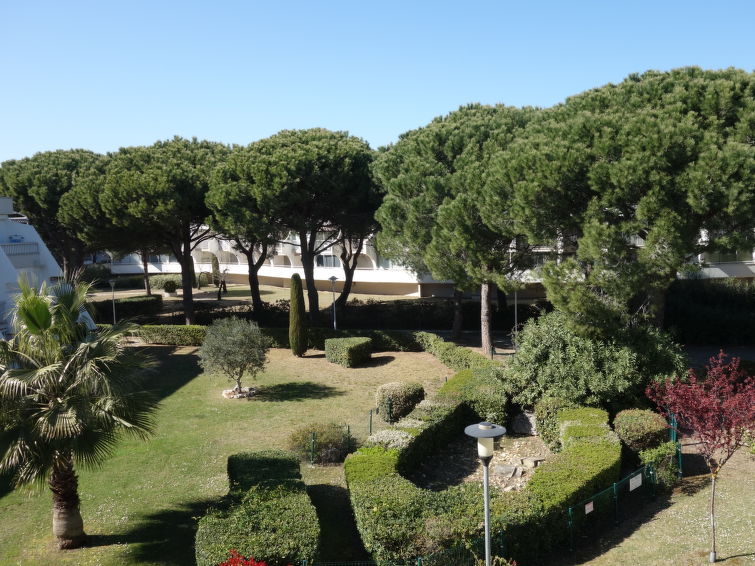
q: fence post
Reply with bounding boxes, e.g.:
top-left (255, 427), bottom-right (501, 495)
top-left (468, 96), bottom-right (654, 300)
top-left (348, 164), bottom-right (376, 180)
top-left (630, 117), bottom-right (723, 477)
top-left (417, 557), bottom-right (422, 566)
top-left (649, 463), bottom-right (657, 499)
top-left (676, 440), bottom-right (683, 478)
top-left (568, 506), bottom-right (575, 552)
top-left (612, 482), bottom-right (619, 525)
top-left (369, 409), bottom-right (373, 435)
top-left (310, 431), bottom-right (316, 465)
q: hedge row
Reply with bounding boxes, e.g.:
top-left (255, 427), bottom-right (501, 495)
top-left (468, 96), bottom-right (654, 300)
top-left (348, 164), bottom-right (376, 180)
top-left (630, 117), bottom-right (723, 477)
top-left (414, 331), bottom-right (498, 371)
top-left (195, 450), bottom-right (319, 566)
top-left (436, 368), bottom-right (508, 423)
top-left (344, 375), bottom-right (621, 564)
top-left (89, 295), bottom-right (163, 323)
top-left (325, 337), bottom-right (373, 367)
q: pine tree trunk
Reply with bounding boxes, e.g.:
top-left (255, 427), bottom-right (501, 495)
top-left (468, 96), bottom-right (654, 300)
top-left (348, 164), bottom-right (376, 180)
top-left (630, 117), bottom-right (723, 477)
top-left (177, 238), bottom-right (195, 325)
top-left (481, 281), bottom-right (494, 358)
top-left (141, 250), bottom-right (152, 296)
top-left (709, 473), bottom-right (717, 563)
top-left (451, 289), bottom-right (464, 339)
top-left (335, 243), bottom-right (359, 309)
top-left (299, 233), bottom-right (319, 322)
top-left (242, 246), bottom-right (267, 315)
top-left (50, 453), bottom-right (86, 549)
top-left (648, 284), bottom-right (669, 328)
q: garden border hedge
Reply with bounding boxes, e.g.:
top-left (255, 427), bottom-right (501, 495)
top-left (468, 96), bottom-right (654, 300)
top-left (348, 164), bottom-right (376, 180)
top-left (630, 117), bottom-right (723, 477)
top-left (194, 450), bottom-right (319, 566)
top-left (344, 379), bottom-right (621, 564)
top-left (325, 337), bottom-right (373, 367)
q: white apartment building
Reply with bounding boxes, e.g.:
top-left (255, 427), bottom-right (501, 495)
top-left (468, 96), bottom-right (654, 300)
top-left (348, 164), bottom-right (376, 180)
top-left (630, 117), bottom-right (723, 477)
top-left (0, 197), bottom-right (62, 337)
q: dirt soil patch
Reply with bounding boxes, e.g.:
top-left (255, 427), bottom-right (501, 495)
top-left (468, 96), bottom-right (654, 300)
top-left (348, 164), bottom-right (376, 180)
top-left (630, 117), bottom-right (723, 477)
top-left (410, 433), bottom-right (552, 492)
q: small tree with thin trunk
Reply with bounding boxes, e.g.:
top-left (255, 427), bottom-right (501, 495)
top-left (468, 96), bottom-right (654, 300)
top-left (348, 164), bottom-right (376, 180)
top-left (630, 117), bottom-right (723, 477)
top-left (647, 351), bottom-right (755, 563)
top-left (199, 317), bottom-right (271, 395)
top-left (289, 274), bottom-right (307, 357)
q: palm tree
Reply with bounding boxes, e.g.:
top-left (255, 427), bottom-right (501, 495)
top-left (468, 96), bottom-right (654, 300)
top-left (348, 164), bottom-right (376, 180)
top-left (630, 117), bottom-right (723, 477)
top-left (0, 278), bottom-right (158, 549)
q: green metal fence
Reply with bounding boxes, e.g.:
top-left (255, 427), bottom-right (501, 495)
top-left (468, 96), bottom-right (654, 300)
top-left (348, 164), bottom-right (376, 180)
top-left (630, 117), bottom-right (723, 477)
top-left (567, 464), bottom-right (656, 551)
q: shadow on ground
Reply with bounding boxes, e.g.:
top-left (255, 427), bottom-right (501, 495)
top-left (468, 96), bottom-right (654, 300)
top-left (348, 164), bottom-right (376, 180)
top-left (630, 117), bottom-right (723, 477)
top-left (86, 498), bottom-right (215, 566)
top-left (257, 381), bottom-right (344, 402)
top-left (360, 355), bottom-right (395, 368)
top-left (143, 345), bottom-right (204, 403)
top-left (307, 484), bottom-right (370, 561)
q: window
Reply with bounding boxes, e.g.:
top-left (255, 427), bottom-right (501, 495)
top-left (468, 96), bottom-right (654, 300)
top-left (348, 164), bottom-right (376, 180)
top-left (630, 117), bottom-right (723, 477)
top-left (316, 255), bottom-right (341, 268)
top-left (376, 255), bottom-right (393, 269)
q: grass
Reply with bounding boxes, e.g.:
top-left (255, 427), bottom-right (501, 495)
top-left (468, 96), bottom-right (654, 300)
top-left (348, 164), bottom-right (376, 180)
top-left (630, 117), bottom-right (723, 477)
top-left (547, 448), bottom-right (755, 566)
top-left (0, 346), bottom-right (453, 566)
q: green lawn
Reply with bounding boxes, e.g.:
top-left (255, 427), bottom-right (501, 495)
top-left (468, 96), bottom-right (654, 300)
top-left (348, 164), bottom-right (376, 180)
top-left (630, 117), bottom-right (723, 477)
top-left (548, 448), bottom-right (755, 566)
top-left (0, 346), bottom-right (453, 566)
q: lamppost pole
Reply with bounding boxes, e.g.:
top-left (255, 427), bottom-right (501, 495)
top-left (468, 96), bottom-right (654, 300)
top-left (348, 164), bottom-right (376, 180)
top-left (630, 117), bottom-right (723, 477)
top-left (328, 276), bottom-right (338, 330)
top-left (465, 422), bottom-right (506, 566)
top-left (108, 278), bottom-right (117, 325)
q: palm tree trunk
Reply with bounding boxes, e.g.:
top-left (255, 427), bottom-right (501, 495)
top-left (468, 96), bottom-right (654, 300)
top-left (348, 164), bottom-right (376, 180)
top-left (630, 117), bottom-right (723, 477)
top-left (50, 453), bottom-right (86, 549)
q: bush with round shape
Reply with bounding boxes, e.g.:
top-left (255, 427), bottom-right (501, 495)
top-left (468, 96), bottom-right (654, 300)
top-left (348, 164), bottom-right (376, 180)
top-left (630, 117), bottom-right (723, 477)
top-left (376, 382), bottom-right (425, 423)
top-left (162, 280), bottom-right (178, 293)
top-left (286, 422), bottom-right (356, 464)
top-left (614, 409), bottom-right (668, 453)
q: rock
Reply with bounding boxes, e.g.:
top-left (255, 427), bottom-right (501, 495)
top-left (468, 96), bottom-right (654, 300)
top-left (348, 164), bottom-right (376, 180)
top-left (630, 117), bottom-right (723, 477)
top-left (511, 411), bottom-right (537, 435)
top-left (513, 466), bottom-right (523, 478)
top-left (222, 387), bottom-right (257, 399)
top-left (494, 465), bottom-right (517, 478)
top-left (521, 457), bottom-right (545, 469)
top-left (503, 486), bottom-right (516, 492)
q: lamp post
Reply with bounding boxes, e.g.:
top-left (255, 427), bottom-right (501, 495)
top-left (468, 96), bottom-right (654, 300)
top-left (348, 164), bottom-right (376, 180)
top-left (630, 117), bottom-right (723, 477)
top-left (108, 278), bottom-right (117, 324)
top-left (328, 275), bottom-right (338, 330)
top-left (465, 421), bottom-right (507, 566)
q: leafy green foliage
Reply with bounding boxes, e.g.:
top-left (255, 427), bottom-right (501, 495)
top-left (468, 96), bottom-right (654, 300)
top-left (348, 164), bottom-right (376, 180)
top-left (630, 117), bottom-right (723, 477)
top-left (286, 422), bottom-right (356, 464)
top-left (414, 331), bottom-right (497, 371)
top-left (486, 68), bottom-right (755, 333)
top-left (195, 450), bottom-right (319, 566)
top-left (137, 324), bottom-right (207, 345)
top-left (324, 337), bottom-right (372, 367)
top-left (375, 382), bottom-right (424, 423)
top-left (198, 317), bottom-right (271, 391)
top-left (437, 368), bottom-right (507, 423)
top-left (534, 397), bottom-right (577, 451)
top-left (288, 274), bottom-right (307, 357)
top-left (640, 442), bottom-right (679, 489)
top-left (89, 294), bottom-right (163, 322)
top-left (162, 280), bottom-right (178, 293)
top-left (614, 409), bottom-right (668, 454)
top-left (503, 311), bottom-right (683, 407)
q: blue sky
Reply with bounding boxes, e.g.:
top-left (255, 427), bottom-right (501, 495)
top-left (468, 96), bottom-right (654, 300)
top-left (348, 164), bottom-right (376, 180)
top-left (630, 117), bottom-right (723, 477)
top-left (1, 0), bottom-right (752, 162)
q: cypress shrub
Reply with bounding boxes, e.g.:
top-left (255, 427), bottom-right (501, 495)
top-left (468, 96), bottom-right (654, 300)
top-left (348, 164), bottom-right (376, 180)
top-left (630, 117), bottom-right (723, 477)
top-left (211, 254), bottom-right (221, 286)
top-left (289, 274), bottom-right (307, 357)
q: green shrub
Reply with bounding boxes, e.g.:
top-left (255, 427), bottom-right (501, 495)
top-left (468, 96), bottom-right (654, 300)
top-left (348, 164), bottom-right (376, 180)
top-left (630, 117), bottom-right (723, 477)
top-left (614, 409), bottom-right (668, 454)
top-left (150, 274), bottom-right (182, 290)
top-left (195, 450), bottom-right (318, 566)
top-left (289, 274), bottom-right (307, 357)
top-left (534, 397), bottom-right (576, 451)
top-left (376, 382), bottom-right (424, 423)
top-left (138, 324), bottom-right (207, 345)
top-left (414, 332), bottom-right (497, 371)
top-left (344, 446), bottom-right (401, 484)
top-left (437, 368), bottom-right (507, 423)
top-left (89, 294), bottom-right (163, 322)
top-left (287, 422), bottom-right (356, 464)
top-left (162, 279), bottom-right (178, 293)
top-left (363, 429), bottom-right (414, 451)
top-left (308, 328), bottom-right (420, 351)
top-left (640, 441), bottom-right (679, 489)
top-left (80, 264), bottom-right (111, 284)
top-left (325, 337), bottom-right (372, 367)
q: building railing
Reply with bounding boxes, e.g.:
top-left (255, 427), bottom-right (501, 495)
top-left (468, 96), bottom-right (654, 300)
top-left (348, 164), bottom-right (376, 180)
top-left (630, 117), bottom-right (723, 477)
top-left (0, 242), bottom-right (39, 256)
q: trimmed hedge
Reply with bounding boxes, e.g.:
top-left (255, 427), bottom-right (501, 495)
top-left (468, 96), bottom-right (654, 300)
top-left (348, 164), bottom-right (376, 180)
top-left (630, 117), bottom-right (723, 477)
top-left (90, 294), bottom-right (163, 322)
top-left (534, 397), bottom-right (577, 452)
top-left (640, 441), bottom-right (679, 489)
top-left (137, 325), bottom-right (207, 345)
top-left (195, 450), bottom-right (319, 566)
top-left (613, 409), bottom-right (668, 454)
top-left (414, 332), bottom-right (497, 371)
top-left (375, 382), bottom-right (425, 423)
top-left (325, 337), bottom-right (372, 367)
top-left (437, 367), bottom-right (508, 423)
top-left (345, 372), bottom-right (621, 564)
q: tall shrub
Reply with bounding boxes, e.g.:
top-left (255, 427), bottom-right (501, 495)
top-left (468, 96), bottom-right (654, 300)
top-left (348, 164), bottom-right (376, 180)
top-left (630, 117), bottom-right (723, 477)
top-left (289, 274), bottom-right (307, 357)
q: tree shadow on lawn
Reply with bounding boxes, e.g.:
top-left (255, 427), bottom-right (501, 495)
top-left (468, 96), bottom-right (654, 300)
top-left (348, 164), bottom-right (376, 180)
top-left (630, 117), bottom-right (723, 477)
top-left (86, 497), bottom-right (216, 566)
top-left (141, 345), bottom-right (203, 403)
top-left (257, 381), bottom-right (344, 402)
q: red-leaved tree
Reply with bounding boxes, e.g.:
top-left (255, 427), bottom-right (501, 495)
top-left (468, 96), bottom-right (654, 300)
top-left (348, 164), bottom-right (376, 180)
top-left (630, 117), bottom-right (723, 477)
top-left (647, 351), bottom-right (755, 563)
